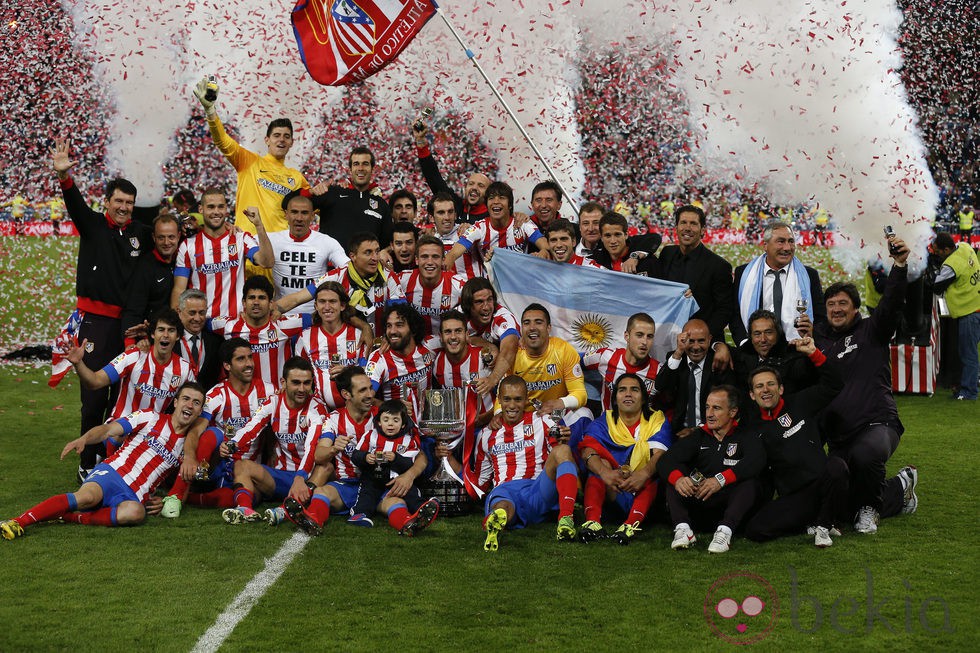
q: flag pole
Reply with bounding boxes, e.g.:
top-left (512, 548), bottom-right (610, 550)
top-left (435, 8), bottom-right (579, 213)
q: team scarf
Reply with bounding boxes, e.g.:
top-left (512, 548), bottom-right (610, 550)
top-left (737, 253), bottom-right (813, 339)
top-left (346, 262), bottom-right (387, 311)
top-left (605, 410), bottom-right (667, 471)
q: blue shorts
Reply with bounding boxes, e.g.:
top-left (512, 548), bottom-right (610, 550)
top-left (485, 474), bottom-right (558, 529)
top-left (327, 479), bottom-right (360, 512)
top-left (84, 463), bottom-right (139, 508)
top-left (262, 466), bottom-right (304, 499)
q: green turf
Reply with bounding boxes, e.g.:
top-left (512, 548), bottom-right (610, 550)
top-left (0, 368), bottom-right (977, 652)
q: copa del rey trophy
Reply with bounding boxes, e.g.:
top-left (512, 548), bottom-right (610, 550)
top-left (418, 388), bottom-right (466, 483)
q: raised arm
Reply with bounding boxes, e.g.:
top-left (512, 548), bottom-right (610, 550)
top-left (243, 206), bottom-right (275, 268)
top-left (67, 340), bottom-right (111, 390)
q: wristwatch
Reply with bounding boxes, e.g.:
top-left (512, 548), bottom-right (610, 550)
top-left (628, 251), bottom-right (646, 260)
top-left (714, 472), bottom-right (727, 487)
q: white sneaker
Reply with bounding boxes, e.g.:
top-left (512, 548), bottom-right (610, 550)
top-left (899, 466), bottom-right (918, 514)
top-left (814, 526), bottom-right (833, 548)
top-left (854, 506), bottom-right (879, 534)
top-left (807, 525), bottom-right (842, 537)
top-left (160, 495), bottom-right (182, 519)
top-left (707, 527), bottom-right (732, 554)
top-left (670, 524), bottom-right (697, 550)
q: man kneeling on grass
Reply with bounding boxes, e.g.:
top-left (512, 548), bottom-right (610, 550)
top-left (2, 383), bottom-right (206, 539)
top-left (476, 375), bottom-right (579, 552)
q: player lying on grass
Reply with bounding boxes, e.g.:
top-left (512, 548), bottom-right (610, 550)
top-left (2, 383), bottom-right (206, 539)
top-left (477, 375), bottom-right (579, 552)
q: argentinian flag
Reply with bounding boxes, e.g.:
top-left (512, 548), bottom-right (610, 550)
top-left (488, 249), bottom-right (699, 361)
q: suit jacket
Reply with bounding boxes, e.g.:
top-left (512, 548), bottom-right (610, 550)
top-left (654, 348), bottom-right (736, 434)
top-left (174, 329), bottom-right (223, 390)
top-left (658, 243), bottom-right (734, 340)
top-left (730, 260), bottom-right (826, 345)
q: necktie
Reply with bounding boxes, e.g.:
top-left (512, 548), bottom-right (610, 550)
top-left (687, 361), bottom-right (699, 427)
top-left (190, 335), bottom-right (200, 366)
top-left (770, 269), bottom-right (783, 318)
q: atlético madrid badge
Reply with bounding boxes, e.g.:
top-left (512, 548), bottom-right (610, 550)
top-left (726, 443), bottom-right (738, 457)
top-left (84, 341), bottom-right (95, 353)
top-left (777, 414), bottom-right (792, 428)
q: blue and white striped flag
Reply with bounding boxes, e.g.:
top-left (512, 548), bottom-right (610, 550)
top-left (488, 249), bottom-right (699, 361)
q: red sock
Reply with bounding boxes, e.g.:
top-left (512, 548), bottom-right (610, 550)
top-left (626, 481), bottom-right (658, 525)
top-left (16, 494), bottom-right (73, 527)
top-left (308, 496), bottom-right (330, 526)
top-left (555, 471), bottom-right (578, 519)
top-left (387, 505), bottom-right (409, 530)
top-left (187, 487), bottom-right (235, 508)
top-left (62, 507), bottom-right (115, 526)
top-left (233, 488), bottom-right (254, 510)
top-left (583, 475), bottom-right (606, 522)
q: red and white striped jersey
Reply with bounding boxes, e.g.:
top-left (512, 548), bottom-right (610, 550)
top-left (233, 394), bottom-right (328, 473)
top-left (204, 379), bottom-right (277, 461)
top-left (432, 345), bottom-right (494, 415)
top-left (306, 267), bottom-right (406, 337)
top-left (583, 348), bottom-right (660, 411)
top-left (395, 269), bottom-right (465, 338)
top-left (438, 229), bottom-right (484, 278)
top-left (107, 410), bottom-right (187, 501)
top-left (295, 323), bottom-right (367, 409)
top-left (567, 254), bottom-right (602, 268)
top-left (268, 229), bottom-right (349, 314)
top-left (209, 313), bottom-right (312, 388)
top-left (174, 230), bottom-right (258, 319)
top-left (365, 344), bottom-right (435, 417)
top-left (458, 217), bottom-right (544, 258)
top-left (468, 305), bottom-right (521, 346)
top-left (354, 427), bottom-right (421, 479)
top-left (314, 406), bottom-right (377, 481)
top-left (476, 412), bottom-right (557, 487)
top-left (102, 349), bottom-right (196, 420)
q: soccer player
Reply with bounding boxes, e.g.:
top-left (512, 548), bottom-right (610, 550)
top-left (591, 212), bottom-right (660, 276)
top-left (1, 383), bottom-right (206, 538)
top-left (657, 385), bottom-right (766, 553)
top-left (389, 189), bottom-right (418, 224)
top-left (443, 181), bottom-right (549, 271)
top-left (170, 190), bottom-right (275, 319)
top-left (578, 373), bottom-right (673, 544)
top-left (365, 304), bottom-right (435, 418)
top-left (267, 189), bottom-right (349, 314)
top-left (547, 219), bottom-right (601, 267)
top-left (584, 312), bottom-right (660, 412)
top-left (476, 376), bottom-right (580, 551)
top-left (295, 282), bottom-right (367, 409)
top-left (220, 357), bottom-right (328, 524)
top-left (390, 221), bottom-right (419, 274)
top-left (68, 308), bottom-right (196, 422)
top-left (459, 278), bottom-right (520, 396)
top-left (160, 338), bottom-right (277, 518)
top-left (430, 192), bottom-right (483, 278)
top-left (209, 276), bottom-right (313, 387)
top-left (397, 235), bottom-right (466, 340)
top-left (194, 77), bottom-right (308, 233)
top-left (278, 232), bottom-right (406, 338)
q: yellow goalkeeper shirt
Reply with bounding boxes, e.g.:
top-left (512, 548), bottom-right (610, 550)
top-left (509, 336), bottom-right (587, 410)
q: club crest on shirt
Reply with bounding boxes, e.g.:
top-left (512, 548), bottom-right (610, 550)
top-left (441, 295), bottom-right (452, 308)
top-left (129, 237), bottom-right (140, 249)
top-left (346, 341), bottom-right (357, 353)
top-left (299, 415), bottom-right (309, 430)
top-left (397, 444), bottom-right (406, 454)
top-left (369, 198), bottom-right (378, 210)
top-left (726, 442), bottom-right (738, 457)
top-left (170, 375), bottom-right (181, 388)
top-left (523, 424), bottom-right (534, 436)
top-left (287, 177), bottom-right (296, 186)
top-left (267, 328), bottom-right (277, 341)
top-left (84, 341), bottom-right (95, 353)
top-left (547, 364), bottom-right (557, 375)
top-left (777, 413), bottom-right (792, 428)
top-left (228, 243), bottom-right (237, 256)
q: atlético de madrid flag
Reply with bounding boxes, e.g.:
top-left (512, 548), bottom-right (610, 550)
top-left (292, 0), bottom-right (438, 86)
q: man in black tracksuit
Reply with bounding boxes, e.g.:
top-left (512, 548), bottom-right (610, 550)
top-left (731, 309), bottom-right (817, 398)
top-left (657, 385), bottom-right (766, 553)
top-left (311, 147), bottom-right (392, 251)
top-left (52, 138), bottom-right (153, 481)
top-left (120, 214), bottom-right (179, 344)
top-left (741, 339), bottom-right (848, 546)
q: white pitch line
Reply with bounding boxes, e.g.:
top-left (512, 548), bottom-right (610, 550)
top-left (191, 532), bottom-right (310, 653)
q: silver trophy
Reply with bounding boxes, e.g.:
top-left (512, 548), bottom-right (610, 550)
top-left (418, 388), bottom-right (466, 482)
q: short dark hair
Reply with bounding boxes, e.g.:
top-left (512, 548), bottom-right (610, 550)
top-left (383, 303), bottom-right (426, 345)
top-left (336, 365), bottom-right (367, 396)
top-left (149, 307), bottom-right (184, 340)
top-left (106, 178), bottom-right (137, 201)
top-left (432, 191), bottom-right (456, 207)
top-left (220, 337), bottom-right (253, 365)
top-left (749, 365), bottom-right (783, 387)
top-left (282, 356), bottom-right (314, 380)
top-left (531, 180), bottom-right (562, 202)
top-left (484, 181), bottom-right (514, 212)
top-left (439, 309), bottom-right (468, 332)
top-left (172, 189), bottom-right (197, 211)
top-left (391, 221), bottom-right (418, 239)
top-left (280, 188), bottom-right (314, 211)
top-left (498, 374), bottom-right (527, 395)
top-left (824, 282), bottom-right (861, 309)
top-left (266, 118), bottom-right (293, 138)
top-left (416, 234), bottom-right (445, 255)
top-left (243, 275), bottom-right (274, 301)
top-left (521, 303), bottom-right (551, 325)
top-left (152, 213), bottom-right (181, 232)
top-left (578, 201), bottom-right (605, 217)
top-left (175, 381), bottom-right (206, 403)
top-left (626, 312), bottom-right (656, 332)
top-left (349, 146), bottom-right (376, 167)
top-left (599, 211), bottom-right (628, 233)
top-left (199, 187), bottom-right (226, 205)
top-left (460, 278), bottom-right (497, 316)
top-left (748, 309), bottom-right (782, 336)
top-left (611, 373), bottom-right (654, 421)
top-left (547, 218), bottom-right (577, 241)
top-left (674, 204), bottom-right (706, 228)
top-left (374, 399), bottom-right (413, 434)
top-left (708, 384), bottom-right (740, 411)
top-left (389, 188), bottom-right (417, 212)
top-left (348, 231), bottom-right (380, 256)
top-left (933, 232), bottom-right (956, 250)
